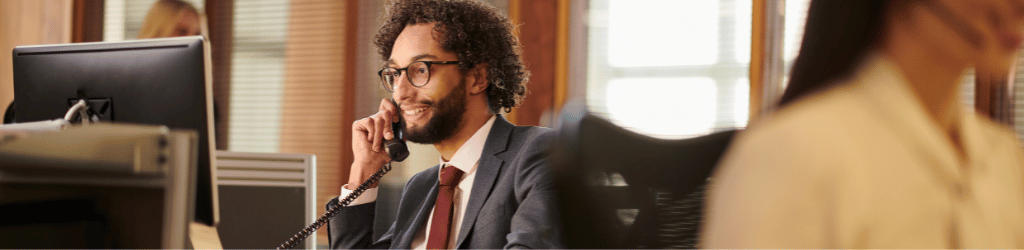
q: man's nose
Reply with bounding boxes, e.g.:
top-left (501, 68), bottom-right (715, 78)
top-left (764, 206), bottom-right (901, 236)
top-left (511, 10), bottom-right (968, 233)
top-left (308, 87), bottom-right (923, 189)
top-left (393, 71), bottom-right (414, 100)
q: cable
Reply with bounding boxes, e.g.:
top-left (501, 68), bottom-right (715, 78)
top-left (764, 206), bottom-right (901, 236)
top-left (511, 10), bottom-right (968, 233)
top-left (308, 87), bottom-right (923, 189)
top-left (64, 100), bottom-right (89, 123)
top-left (277, 162), bottom-right (394, 250)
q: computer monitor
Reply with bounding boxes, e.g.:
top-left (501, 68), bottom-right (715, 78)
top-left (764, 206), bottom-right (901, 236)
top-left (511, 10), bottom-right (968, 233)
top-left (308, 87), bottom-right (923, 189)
top-left (11, 36), bottom-right (218, 226)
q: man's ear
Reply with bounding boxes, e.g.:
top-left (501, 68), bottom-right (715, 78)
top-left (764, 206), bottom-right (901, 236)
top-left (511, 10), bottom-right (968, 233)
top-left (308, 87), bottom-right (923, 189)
top-left (466, 63), bottom-right (489, 95)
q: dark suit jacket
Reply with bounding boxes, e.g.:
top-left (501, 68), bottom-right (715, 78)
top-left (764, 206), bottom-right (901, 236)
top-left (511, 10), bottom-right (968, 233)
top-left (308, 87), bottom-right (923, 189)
top-left (327, 115), bottom-right (564, 249)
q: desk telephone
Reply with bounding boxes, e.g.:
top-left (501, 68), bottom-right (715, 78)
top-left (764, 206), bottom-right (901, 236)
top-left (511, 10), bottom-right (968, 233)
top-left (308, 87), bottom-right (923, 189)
top-left (278, 100), bottom-right (409, 249)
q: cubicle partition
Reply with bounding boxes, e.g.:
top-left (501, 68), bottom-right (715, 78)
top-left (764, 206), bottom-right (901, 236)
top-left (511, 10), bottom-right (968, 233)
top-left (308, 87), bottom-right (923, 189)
top-left (214, 151), bottom-right (317, 249)
top-left (0, 124), bottom-right (198, 249)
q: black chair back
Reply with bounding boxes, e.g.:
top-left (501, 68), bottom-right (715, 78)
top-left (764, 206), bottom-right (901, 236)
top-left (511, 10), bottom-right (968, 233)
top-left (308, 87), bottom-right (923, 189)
top-left (551, 104), bottom-right (737, 248)
top-left (3, 101), bottom-right (14, 124)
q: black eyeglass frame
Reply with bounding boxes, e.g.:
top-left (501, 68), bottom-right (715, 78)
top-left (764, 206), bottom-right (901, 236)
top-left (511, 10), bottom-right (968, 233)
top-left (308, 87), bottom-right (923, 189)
top-left (378, 60), bottom-right (461, 92)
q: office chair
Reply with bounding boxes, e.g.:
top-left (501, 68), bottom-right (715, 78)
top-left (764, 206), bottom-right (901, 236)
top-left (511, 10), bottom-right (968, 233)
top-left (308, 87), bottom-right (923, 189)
top-left (550, 104), bottom-right (738, 249)
top-left (3, 101), bottom-right (14, 124)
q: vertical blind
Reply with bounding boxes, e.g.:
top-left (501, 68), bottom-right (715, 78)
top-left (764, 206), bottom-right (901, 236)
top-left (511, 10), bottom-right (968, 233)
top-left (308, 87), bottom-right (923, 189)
top-left (586, 0), bottom-right (752, 139)
top-left (1013, 51), bottom-right (1024, 143)
top-left (228, 0), bottom-right (288, 153)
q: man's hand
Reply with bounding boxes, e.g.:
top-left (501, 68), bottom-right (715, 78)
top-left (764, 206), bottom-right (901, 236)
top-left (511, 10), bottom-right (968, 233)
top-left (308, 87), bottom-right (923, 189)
top-left (349, 98), bottom-right (401, 189)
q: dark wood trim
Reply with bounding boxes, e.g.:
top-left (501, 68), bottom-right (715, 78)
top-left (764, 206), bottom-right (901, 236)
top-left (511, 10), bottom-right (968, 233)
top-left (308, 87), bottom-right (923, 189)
top-left (554, 0), bottom-right (569, 122)
top-left (750, 0), bottom-right (766, 123)
top-left (506, 0), bottom-right (521, 124)
top-left (975, 74), bottom-right (992, 115)
top-left (72, 0), bottom-right (104, 43)
top-left (206, 0), bottom-right (233, 150)
top-left (341, 0), bottom-right (360, 186)
top-left (975, 70), bottom-right (1015, 126)
top-left (510, 0), bottom-right (559, 126)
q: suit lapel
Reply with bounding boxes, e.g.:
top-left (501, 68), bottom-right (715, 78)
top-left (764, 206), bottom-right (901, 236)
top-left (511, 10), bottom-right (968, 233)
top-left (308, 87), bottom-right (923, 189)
top-left (395, 165), bottom-right (440, 248)
top-left (454, 115), bottom-right (513, 248)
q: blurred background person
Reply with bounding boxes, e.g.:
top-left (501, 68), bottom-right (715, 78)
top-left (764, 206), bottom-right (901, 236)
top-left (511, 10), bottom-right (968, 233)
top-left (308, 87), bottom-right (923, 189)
top-left (702, 0), bottom-right (1024, 248)
top-left (137, 0), bottom-right (203, 39)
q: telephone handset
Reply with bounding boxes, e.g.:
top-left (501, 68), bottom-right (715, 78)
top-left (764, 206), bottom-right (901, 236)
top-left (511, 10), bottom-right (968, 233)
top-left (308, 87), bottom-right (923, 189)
top-left (277, 100), bottom-right (408, 249)
top-left (385, 100), bottom-right (409, 162)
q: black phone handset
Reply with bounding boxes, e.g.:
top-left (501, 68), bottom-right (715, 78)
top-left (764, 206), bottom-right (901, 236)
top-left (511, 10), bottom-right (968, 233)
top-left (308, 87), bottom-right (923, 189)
top-left (385, 117), bottom-right (410, 162)
top-left (277, 100), bottom-right (409, 249)
top-left (385, 99), bottom-right (410, 161)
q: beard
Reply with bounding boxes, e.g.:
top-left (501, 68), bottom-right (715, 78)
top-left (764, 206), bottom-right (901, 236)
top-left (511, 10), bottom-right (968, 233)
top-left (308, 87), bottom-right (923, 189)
top-left (401, 79), bottom-right (467, 144)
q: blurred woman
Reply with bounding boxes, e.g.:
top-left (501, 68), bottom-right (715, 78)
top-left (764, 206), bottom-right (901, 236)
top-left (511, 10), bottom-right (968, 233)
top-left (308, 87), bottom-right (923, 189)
top-left (137, 0), bottom-right (203, 39)
top-left (703, 0), bottom-right (1024, 248)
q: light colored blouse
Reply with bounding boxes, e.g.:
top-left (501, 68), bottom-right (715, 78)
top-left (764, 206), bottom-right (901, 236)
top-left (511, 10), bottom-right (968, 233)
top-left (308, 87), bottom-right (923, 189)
top-left (702, 55), bottom-right (1024, 248)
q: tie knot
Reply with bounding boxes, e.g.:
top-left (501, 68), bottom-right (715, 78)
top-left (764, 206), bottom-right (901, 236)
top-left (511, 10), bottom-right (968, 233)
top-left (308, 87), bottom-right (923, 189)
top-left (439, 165), bottom-right (464, 186)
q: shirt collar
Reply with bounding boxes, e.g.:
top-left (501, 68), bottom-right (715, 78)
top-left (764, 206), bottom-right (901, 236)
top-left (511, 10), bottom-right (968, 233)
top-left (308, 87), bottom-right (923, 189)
top-left (855, 53), bottom-right (975, 177)
top-left (439, 115), bottom-right (496, 174)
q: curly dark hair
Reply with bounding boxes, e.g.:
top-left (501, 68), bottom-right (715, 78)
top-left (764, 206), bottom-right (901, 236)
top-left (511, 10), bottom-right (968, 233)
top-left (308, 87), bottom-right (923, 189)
top-left (375, 0), bottom-right (529, 113)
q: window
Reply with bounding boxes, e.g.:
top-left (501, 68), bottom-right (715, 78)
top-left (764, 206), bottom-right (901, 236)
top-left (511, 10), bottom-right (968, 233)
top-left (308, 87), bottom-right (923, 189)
top-left (227, 0), bottom-right (288, 153)
top-left (1012, 52), bottom-right (1024, 143)
top-left (586, 0), bottom-right (751, 139)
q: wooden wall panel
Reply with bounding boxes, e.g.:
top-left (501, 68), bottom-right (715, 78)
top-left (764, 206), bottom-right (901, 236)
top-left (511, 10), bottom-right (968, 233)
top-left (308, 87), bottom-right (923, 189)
top-left (72, 0), bottom-right (103, 43)
top-left (554, 0), bottom-right (569, 112)
top-left (750, 0), bottom-right (766, 122)
top-left (279, 0), bottom-right (358, 242)
top-left (206, 0), bottom-right (233, 150)
top-left (508, 0), bottom-right (569, 127)
top-left (1, 0), bottom-right (73, 120)
top-left (975, 71), bottom-right (1015, 126)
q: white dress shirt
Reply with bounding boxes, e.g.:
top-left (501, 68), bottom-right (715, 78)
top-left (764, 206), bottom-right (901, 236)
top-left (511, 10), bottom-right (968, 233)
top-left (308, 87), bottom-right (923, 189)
top-left (702, 54), bottom-right (1024, 248)
top-left (339, 115), bottom-right (496, 249)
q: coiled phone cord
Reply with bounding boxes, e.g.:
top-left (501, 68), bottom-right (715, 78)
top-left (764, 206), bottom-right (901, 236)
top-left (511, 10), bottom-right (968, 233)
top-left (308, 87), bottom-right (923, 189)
top-left (277, 162), bottom-right (393, 250)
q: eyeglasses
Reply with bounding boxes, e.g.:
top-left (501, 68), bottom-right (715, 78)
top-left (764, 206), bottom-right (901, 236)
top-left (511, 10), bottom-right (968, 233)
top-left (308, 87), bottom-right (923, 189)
top-left (378, 61), bottom-right (460, 92)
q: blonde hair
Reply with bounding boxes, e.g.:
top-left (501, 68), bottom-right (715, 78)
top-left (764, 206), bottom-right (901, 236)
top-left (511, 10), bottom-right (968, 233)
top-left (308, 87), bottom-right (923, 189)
top-left (137, 0), bottom-right (206, 39)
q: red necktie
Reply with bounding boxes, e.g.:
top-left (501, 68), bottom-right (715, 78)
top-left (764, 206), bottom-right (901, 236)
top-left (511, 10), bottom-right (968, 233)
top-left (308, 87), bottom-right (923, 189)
top-left (426, 165), bottom-right (464, 249)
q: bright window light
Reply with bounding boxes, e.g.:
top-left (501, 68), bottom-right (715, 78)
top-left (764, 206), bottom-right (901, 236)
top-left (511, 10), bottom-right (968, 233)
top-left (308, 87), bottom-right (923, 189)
top-left (607, 0), bottom-right (718, 67)
top-left (784, 0), bottom-right (812, 62)
top-left (734, 0), bottom-right (752, 64)
top-left (606, 78), bottom-right (718, 138)
top-left (735, 78), bottom-right (749, 126)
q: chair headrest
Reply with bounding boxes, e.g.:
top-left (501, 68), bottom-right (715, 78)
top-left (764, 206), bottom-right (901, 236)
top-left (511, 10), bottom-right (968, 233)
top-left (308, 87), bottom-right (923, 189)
top-left (551, 103), bottom-right (738, 192)
top-left (550, 102), bottom-right (740, 248)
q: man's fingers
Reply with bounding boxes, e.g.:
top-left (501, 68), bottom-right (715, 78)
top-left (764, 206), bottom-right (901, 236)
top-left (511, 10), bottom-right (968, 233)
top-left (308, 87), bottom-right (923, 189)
top-left (380, 99), bottom-right (399, 140)
top-left (382, 110), bottom-right (394, 140)
top-left (366, 115), bottom-right (377, 142)
top-left (372, 113), bottom-right (387, 152)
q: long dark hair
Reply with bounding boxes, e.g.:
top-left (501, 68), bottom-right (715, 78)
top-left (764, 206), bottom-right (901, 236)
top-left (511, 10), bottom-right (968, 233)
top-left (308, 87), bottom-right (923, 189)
top-left (777, 0), bottom-right (894, 107)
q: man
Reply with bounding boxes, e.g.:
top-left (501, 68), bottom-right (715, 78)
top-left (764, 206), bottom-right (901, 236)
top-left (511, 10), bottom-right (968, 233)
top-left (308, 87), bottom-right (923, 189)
top-left (326, 0), bottom-right (563, 249)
